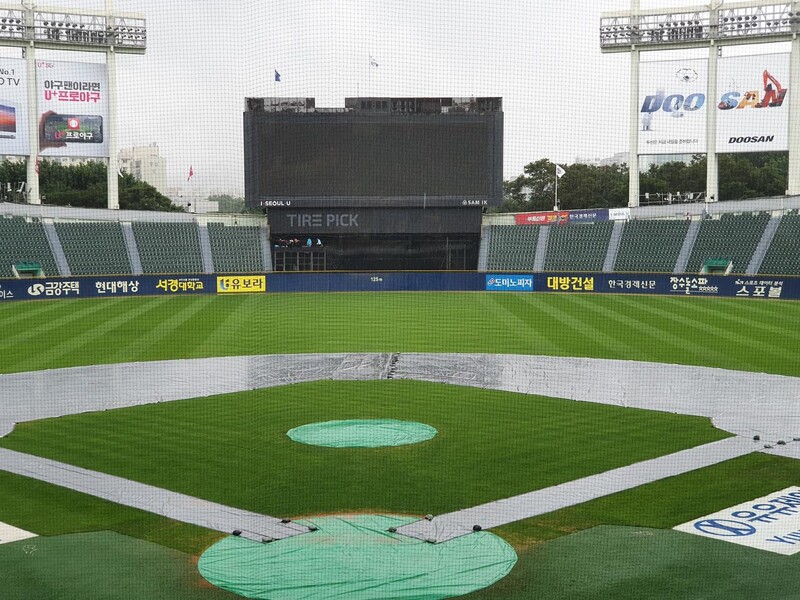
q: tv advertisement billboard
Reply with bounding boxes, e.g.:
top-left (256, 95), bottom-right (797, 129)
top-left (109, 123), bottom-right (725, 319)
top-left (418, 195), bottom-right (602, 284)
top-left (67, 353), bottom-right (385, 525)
top-left (716, 53), bottom-right (790, 154)
top-left (36, 60), bottom-right (109, 158)
top-left (639, 58), bottom-right (708, 155)
top-left (0, 58), bottom-right (30, 155)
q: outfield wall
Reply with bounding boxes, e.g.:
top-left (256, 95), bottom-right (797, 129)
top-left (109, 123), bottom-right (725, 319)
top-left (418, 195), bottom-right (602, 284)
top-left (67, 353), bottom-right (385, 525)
top-left (0, 272), bottom-right (799, 301)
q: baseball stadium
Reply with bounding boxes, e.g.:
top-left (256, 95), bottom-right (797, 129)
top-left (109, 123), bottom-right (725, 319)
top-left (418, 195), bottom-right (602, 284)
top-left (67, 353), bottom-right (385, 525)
top-left (1, 1), bottom-right (800, 599)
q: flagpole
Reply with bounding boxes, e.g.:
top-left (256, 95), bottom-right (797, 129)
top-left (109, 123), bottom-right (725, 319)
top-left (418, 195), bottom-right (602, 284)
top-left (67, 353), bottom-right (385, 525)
top-left (554, 165), bottom-right (559, 211)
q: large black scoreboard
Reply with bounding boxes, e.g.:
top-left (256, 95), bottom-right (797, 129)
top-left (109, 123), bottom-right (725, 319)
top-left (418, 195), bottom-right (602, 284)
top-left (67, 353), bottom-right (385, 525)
top-left (244, 97), bottom-right (503, 209)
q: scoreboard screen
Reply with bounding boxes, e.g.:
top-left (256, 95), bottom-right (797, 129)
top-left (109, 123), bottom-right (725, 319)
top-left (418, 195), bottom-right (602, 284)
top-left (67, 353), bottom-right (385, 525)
top-left (244, 110), bottom-right (503, 208)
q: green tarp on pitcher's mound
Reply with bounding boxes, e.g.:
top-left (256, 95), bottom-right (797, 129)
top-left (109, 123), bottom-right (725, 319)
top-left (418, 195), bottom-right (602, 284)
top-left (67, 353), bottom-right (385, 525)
top-left (198, 514), bottom-right (517, 600)
top-left (286, 419), bottom-right (437, 448)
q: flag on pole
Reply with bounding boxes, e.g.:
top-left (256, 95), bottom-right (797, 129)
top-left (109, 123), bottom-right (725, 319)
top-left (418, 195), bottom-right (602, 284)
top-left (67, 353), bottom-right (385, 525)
top-left (187, 166), bottom-right (194, 181)
top-left (555, 164), bottom-right (566, 178)
top-left (369, 56), bottom-right (379, 67)
top-left (274, 69), bottom-right (281, 82)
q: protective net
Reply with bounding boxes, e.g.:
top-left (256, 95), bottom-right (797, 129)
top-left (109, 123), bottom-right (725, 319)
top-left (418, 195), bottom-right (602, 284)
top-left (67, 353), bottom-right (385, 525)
top-left (286, 419), bottom-right (437, 448)
top-left (198, 514), bottom-right (517, 599)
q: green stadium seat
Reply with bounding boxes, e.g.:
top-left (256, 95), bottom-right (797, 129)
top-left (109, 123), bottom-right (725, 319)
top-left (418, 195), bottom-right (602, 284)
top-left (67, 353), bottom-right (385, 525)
top-left (0, 216), bottom-right (59, 278)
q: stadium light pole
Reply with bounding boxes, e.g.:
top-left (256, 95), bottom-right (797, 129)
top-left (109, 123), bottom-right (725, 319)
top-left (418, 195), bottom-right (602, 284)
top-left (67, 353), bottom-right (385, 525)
top-left (789, 33), bottom-right (800, 195)
top-left (106, 0), bottom-right (118, 210)
top-left (0, 1), bottom-right (146, 208)
top-left (628, 0), bottom-right (640, 207)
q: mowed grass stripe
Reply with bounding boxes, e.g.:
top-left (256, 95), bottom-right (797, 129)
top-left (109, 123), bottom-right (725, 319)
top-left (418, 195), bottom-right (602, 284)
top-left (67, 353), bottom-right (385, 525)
top-left (604, 295), bottom-right (745, 368)
top-left (0, 293), bottom-right (796, 375)
top-left (683, 295), bottom-right (800, 342)
top-left (607, 295), bottom-right (780, 373)
top-left (522, 294), bottom-right (650, 360)
top-left (481, 294), bottom-right (573, 355)
top-left (115, 295), bottom-right (226, 363)
top-left (26, 296), bottom-right (205, 371)
top-left (628, 296), bottom-right (793, 372)
top-left (0, 299), bottom-right (129, 372)
top-left (0, 297), bottom-right (78, 333)
top-left (561, 294), bottom-right (709, 365)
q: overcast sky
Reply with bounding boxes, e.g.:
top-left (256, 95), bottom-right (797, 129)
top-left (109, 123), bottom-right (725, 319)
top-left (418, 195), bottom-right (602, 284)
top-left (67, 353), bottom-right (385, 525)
top-left (0, 1), bottom-right (790, 196)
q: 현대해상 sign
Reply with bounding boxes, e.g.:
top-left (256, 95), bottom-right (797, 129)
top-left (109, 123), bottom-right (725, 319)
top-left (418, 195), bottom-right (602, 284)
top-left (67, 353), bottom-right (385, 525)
top-left (675, 487), bottom-right (800, 555)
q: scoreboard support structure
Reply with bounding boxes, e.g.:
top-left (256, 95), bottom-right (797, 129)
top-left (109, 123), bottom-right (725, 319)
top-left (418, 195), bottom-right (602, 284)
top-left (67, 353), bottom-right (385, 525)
top-left (601, 0), bottom-right (800, 206)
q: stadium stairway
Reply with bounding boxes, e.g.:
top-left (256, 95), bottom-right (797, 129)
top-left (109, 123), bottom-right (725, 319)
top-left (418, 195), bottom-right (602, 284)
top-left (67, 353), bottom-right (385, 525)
top-left (602, 220), bottom-right (624, 272)
top-left (746, 214), bottom-right (781, 275)
top-left (121, 222), bottom-right (144, 275)
top-left (532, 226), bottom-right (549, 271)
top-left (673, 218), bottom-right (701, 273)
top-left (43, 221), bottom-right (70, 277)
top-left (197, 224), bottom-right (215, 274)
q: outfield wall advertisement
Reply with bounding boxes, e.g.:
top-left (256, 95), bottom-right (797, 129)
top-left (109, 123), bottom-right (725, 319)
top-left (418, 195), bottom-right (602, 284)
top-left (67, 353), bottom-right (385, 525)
top-left (0, 273), bottom-right (798, 301)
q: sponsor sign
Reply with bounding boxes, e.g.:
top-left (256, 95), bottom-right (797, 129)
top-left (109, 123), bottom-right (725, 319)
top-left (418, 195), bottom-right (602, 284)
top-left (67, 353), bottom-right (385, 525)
top-left (608, 208), bottom-right (631, 221)
top-left (734, 278), bottom-right (785, 300)
top-left (668, 275), bottom-right (719, 296)
top-left (36, 60), bottom-right (109, 158)
top-left (485, 274), bottom-right (533, 291)
top-left (0, 282), bottom-right (14, 301)
top-left (514, 211), bottom-right (569, 226)
top-left (606, 276), bottom-right (659, 294)
top-left (545, 275), bottom-right (595, 292)
top-left (0, 58), bottom-right (29, 156)
top-left (26, 280), bottom-right (80, 298)
top-left (569, 209), bottom-right (608, 224)
top-left (217, 275), bottom-right (266, 294)
top-left (639, 58), bottom-right (708, 155)
top-left (717, 53), bottom-right (789, 153)
top-left (94, 279), bottom-right (140, 295)
top-left (155, 277), bottom-right (206, 294)
top-left (675, 487), bottom-right (800, 555)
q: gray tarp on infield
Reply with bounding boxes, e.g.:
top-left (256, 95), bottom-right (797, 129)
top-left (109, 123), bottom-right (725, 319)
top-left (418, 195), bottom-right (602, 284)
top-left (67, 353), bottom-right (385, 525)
top-left (0, 353), bottom-right (392, 437)
top-left (1, 353), bottom-right (799, 543)
top-left (0, 447), bottom-right (310, 542)
top-left (393, 354), bottom-right (800, 441)
top-left (394, 436), bottom-right (759, 542)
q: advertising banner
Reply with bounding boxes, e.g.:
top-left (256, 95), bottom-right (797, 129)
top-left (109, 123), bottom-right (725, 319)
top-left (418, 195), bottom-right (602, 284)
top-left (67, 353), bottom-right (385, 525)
top-left (639, 58), bottom-right (707, 155)
top-left (716, 53), bottom-right (790, 153)
top-left (514, 211), bottom-right (569, 226)
top-left (217, 275), bottom-right (266, 294)
top-left (0, 58), bottom-right (29, 156)
top-left (36, 60), bottom-right (109, 158)
top-left (569, 209), bottom-right (608, 224)
top-left (543, 275), bottom-right (596, 292)
top-left (675, 487), bottom-right (800, 555)
top-left (485, 274), bottom-right (533, 291)
top-left (268, 208), bottom-right (482, 235)
top-left (608, 208), bottom-right (631, 221)
top-left (0, 273), bottom-right (798, 301)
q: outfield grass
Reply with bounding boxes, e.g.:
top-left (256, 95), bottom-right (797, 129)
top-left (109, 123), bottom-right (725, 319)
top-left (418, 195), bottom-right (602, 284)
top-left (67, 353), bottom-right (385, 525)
top-left (0, 292), bottom-right (799, 599)
top-left (0, 293), bottom-right (798, 375)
